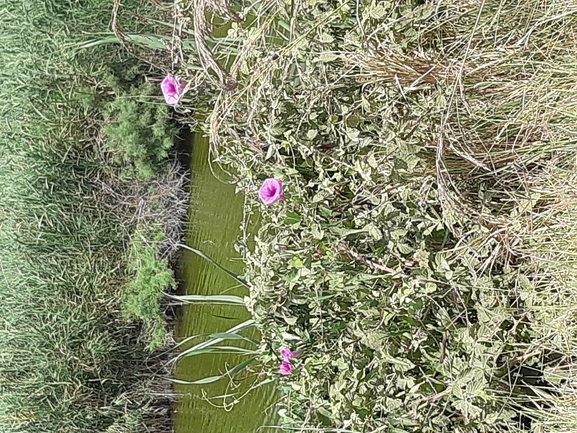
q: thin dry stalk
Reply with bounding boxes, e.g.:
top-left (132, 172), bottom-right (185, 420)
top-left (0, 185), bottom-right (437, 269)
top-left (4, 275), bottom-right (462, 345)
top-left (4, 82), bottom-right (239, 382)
top-left (111, 0), bottom-right (166, 67)
top-left (192, 0), bottom-right (240, 90)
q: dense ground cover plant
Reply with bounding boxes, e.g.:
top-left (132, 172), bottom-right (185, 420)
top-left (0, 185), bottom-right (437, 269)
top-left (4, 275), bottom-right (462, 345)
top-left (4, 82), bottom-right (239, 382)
top-left (103, 82), bottom-right (178, 180)
top-left (0, 0), bottom-right (185, 431)
top-left (124, 225), bottom-right (176, 349)
top-left (172, 0), bottom-right (577, 431)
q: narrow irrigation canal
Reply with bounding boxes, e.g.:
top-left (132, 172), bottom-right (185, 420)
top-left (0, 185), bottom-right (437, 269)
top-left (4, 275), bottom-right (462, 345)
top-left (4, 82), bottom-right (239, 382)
top-left (174, 135), bottom-right (277, 433)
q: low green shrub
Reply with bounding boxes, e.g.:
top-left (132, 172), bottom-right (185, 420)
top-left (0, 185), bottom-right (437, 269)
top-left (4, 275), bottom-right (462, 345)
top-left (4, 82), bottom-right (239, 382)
top-left (103, 82), bottom-right (177, 180)
top-left (124, 225), bottom-right (175, 350)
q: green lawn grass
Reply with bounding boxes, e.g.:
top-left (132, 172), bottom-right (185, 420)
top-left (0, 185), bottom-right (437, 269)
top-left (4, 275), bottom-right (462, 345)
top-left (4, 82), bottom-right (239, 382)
top-left (174, 0), bottom-right (577, 431)
top-left (0, 1), bottom-right (184, 431)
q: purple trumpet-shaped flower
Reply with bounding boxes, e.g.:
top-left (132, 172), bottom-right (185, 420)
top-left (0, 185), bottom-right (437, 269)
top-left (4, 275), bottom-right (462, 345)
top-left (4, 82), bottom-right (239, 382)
top-left (280, 361), bottom-right (294, 376)
top-left (160, 75), bottom-right (185, 105)
top-left (280, 347), bottom-right (302, 362)
top-left (279, 347), bottom-right (302, 376)
top-left (258, 178), bottom-right (284, 206)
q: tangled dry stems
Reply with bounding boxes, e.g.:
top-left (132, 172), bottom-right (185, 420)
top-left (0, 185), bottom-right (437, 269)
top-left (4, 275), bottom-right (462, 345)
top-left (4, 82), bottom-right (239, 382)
top-left (97, 157), bottom-right (189, 260)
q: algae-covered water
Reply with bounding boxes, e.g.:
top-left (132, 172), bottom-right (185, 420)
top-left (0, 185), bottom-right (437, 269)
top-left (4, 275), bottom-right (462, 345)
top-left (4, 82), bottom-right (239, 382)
top-left (174, 135), bottom-right (277, 433)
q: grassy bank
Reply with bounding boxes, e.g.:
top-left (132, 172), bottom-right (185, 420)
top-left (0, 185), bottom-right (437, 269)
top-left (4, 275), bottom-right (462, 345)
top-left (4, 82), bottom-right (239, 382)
top-left (0, 1), bottom-right (185, 432)
top-left (172, 0), bottom-right (577, 431)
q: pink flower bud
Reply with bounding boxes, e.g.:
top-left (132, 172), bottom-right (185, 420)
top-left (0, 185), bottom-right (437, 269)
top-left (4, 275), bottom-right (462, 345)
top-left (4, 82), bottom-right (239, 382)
top-left (280, 347), bottom-right (302, 361)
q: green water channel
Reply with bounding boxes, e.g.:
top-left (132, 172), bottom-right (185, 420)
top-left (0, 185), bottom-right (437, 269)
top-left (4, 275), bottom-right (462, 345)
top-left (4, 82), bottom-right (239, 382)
top-left (174, 135), bottom-right (277, 433)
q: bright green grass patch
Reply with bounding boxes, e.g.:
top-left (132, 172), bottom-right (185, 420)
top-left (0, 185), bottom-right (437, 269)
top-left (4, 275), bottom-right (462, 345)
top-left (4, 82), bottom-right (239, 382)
top-left (173, 0), bottom-right (577, 431)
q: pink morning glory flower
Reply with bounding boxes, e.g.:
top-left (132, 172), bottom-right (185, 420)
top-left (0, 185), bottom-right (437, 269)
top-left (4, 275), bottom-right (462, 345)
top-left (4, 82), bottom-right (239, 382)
top-left (280, 347), bottom-right (302, 361)
top-left (259, 178), bottom-right (284, 205)
top-left (160, 75), bottom-right (185, 105)
top-left (280, 361), bottom-right (294, 376)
